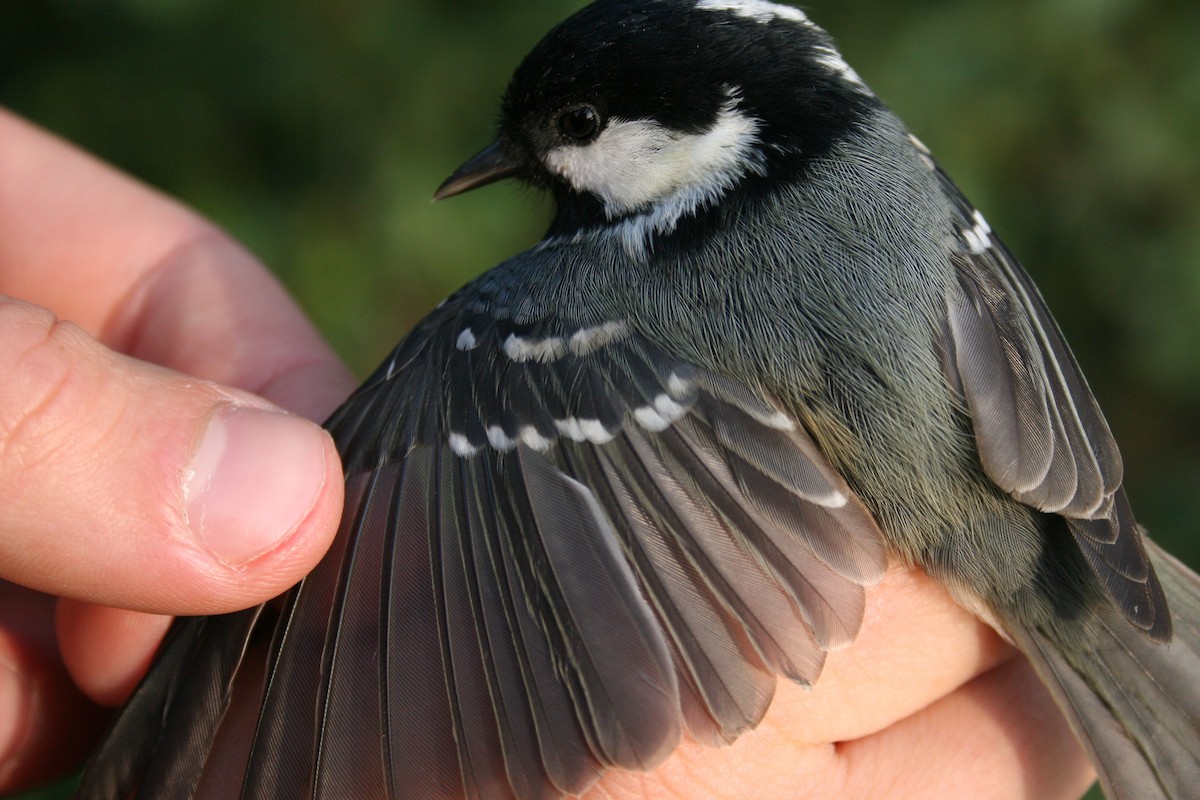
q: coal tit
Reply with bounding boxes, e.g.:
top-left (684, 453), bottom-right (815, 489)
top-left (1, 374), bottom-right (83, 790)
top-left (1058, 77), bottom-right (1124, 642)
top-left (78, 1), bottom-right (1200, 798)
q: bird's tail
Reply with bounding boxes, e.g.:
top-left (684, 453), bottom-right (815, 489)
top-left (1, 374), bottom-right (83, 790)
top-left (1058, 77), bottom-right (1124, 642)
top-left (1013, 540), bottom-right (1200, 799)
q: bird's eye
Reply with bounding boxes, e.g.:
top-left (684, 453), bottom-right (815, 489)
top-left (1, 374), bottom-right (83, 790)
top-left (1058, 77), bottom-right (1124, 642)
top-left (557, 106), bottom-right (601, 141)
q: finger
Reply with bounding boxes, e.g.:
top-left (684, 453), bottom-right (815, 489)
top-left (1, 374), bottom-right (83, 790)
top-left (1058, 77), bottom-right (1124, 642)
top-left (837, 657), bottom-right (1095, 800)
top-left (0, 110), bottom-right (356, 724)
top-left (0, 297), bottom-right (343, 614)
top-left (0, 108), bottom-right (356, 420)
top-left (607, 661), bottom-right (1092, 800)
top-left (589, 568), bottom-right (1025, 799)
top-left (746, 566), bottom-right (1017, 745)
top-left (55, 600), bottom-right (172, 707)
top-left (0, 583), bottom-right (108, 794)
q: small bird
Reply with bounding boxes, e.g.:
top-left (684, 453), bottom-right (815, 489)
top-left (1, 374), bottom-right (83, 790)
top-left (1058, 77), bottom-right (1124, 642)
top-left (78, 1), bottom-right (1200, 798)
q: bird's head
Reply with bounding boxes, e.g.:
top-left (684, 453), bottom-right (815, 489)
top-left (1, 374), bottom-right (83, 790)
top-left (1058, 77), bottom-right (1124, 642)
top-left (435, 0), bottom-right (883, 251)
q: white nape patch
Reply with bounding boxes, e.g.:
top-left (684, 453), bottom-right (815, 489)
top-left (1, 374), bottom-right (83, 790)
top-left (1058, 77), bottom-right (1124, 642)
top-left (962, 209), bottom-right (993, 255)
top-left (695, 0), bottom-right (811, 26)
top-left (543, 92), bottom-right (765, 256)
top-left (555, 417), bottom-right (616, 444)
top-left (456, 328), bottom-right (478, 351)
top-left (569, 320), bottom-right (629, 356)
top-left (503, 333), bottom-right (567, 362)
top-left (486, 425), bottom-right (517, 451)
top-left (448, 432), bottom-right (479, 457)
top-left (634, 394), bottom-right (690, 432)
top-left (812, 45), bottom-right (867, 90)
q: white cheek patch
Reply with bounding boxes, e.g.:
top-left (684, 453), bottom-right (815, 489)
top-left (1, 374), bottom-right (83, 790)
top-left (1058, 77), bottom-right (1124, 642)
top-left (543, 98), bottom-right (765, 251)
top-left (695, 0), bottom-right (811, 26)
top-left (544, 105), bottom-right (763, 217)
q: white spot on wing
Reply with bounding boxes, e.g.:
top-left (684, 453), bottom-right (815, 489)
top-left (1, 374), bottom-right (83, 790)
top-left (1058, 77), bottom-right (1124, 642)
top-left (908, 133), bottom-right (936, 170)
top-left (499, 322), bottom-right (628, 363)
top-left (695, 0), bottom-right (811, 25)
top-left (456, 328), bottom-right (478, 351)
top-left (667, 372), bottom-right (693, 397)
top-left (519, 426), bottom-right (553, 451)
top-left (503, 333), bottom-right (567, 362)
top-left (569, 320), bottom-right (629, 355)
top-left (486, 425), bottom-right (517, 451)
top-left (449, 432), bottom-right (479, 457)
top-left (634, 393), bottom-right (690, 432)
top-left (555, 417), bottom-right (616, 444)
top-left (656, 393), bottom-right (689, 418)
top-left (756, 409), bottom-right (797, 431)
top-left (816, 488), bottom-right (850, 508)
top-left (554, 418), bottom-right (587, 441)
top-left (962, 209), bottom-right (993, 255)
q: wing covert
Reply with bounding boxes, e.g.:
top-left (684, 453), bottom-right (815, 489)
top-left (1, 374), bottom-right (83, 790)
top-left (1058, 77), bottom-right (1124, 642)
top-left (936, 174), bottom-right (1169, 642)
top-left (298, 296), bottom-right (890, 797)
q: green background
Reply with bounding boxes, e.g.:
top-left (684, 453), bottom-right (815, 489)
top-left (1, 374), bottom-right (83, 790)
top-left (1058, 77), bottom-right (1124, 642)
top-left (3, 1), bottom-right (1199, 798)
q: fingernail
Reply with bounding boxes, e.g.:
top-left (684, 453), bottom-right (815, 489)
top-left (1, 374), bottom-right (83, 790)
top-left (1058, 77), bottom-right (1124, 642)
top-left (184, 406), bottom-right (328, 567)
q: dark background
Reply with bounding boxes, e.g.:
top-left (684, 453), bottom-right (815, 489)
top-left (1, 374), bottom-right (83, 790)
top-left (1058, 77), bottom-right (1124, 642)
top-left (3, 1), bottom-right (1199, 798)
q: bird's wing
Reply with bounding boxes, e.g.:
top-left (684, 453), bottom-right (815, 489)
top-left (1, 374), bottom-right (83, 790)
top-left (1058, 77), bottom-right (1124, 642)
top-left (935, 171), bottom-right (1168, 641)
top-left (79, 295), bottom-right (886, 800)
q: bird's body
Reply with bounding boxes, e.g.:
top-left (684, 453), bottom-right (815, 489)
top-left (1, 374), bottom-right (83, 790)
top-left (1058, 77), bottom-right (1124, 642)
top-left (78, 1), bottom-right (1200, 798)
top-left (460, 115), bottom-right (998, 592)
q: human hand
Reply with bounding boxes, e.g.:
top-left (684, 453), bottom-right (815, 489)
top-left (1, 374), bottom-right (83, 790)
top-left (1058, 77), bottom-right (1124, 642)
top-left (0, 108), bottom-right (355, 793)
top-left (588, 567), bottom-right (1097, 800)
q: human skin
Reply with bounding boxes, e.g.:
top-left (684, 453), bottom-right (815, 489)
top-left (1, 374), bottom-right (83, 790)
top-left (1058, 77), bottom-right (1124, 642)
top-left (0, 109), bottom-right (1095, 799)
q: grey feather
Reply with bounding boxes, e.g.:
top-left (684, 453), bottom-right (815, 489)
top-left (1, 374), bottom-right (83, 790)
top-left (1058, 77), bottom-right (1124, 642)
top-left (939, 176), bottom-right (1167, 641)
top-left (1013, 542), bottom-right (1200, 799)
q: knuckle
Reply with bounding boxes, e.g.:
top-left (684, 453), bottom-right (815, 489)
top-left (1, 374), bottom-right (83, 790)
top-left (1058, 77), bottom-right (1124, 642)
top-left (0, 299), bottom-right (106, 477)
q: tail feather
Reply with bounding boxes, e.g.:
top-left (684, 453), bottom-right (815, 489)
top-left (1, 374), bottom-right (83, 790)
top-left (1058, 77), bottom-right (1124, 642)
top-left (1014, 541), bottom-right (1200, 800)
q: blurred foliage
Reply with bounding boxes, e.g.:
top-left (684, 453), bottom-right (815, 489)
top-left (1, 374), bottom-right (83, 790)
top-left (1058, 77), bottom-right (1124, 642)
top-left (2, 1), bottom-right (1198, 799)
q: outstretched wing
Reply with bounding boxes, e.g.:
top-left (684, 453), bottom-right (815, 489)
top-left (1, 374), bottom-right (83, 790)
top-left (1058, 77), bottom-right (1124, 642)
top-left (79, 295), bottom-right (886, 800)
top-left (935, 168), bottom-right (1169, 642)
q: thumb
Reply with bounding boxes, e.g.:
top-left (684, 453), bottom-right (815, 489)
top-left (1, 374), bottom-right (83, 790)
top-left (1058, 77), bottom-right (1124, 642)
top-left (0, 296), bottom-right (344, 614)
